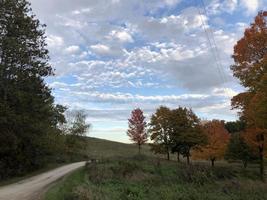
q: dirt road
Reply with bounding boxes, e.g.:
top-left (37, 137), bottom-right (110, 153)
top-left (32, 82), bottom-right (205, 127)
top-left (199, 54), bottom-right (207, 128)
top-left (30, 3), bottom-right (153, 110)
top-left (0, 161), bottom-right (86, 200)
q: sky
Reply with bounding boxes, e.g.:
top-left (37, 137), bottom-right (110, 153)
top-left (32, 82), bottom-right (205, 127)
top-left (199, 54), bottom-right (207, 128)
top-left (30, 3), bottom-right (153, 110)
top-left (29, 0), bottom-right (267, 143)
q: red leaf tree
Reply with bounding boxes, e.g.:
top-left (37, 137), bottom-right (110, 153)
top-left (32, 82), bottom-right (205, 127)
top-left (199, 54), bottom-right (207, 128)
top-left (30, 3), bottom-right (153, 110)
top-left (127, 108), bottom-right (147, 154)
top-left (231, 11), bottom-right (267, 178)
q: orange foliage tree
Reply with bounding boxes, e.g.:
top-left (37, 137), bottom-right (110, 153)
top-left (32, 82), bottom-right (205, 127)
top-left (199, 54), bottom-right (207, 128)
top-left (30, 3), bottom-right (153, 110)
top-left (193, 120), bottom-right (230, 166)
top-left (127, 108), bottom-right (147, 154)
top-left (231, 11), bottom-right (267, 178)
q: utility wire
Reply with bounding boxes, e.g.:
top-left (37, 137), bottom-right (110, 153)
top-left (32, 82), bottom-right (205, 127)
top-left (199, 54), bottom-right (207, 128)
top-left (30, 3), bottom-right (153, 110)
top-left (199, 0), bottom-right (228, 83)
top-left (194, 0), bottom-right (227, 85)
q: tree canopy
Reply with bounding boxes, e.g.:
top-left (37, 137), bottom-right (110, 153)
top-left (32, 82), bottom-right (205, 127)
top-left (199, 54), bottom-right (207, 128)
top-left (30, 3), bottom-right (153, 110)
top-left (230, 11), bottom-right (267, 178)
top-left (193, 120), bottom-right (230, 166)
top-left (0, 0), bottom-right (65, 179)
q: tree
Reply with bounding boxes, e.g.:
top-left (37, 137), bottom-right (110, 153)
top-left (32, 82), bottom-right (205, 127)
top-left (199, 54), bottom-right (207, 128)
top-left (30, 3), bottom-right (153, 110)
top-left (193, 120), bottom-right (230, 167)
top-left (69, 110), bottom-right (90, 137)
top-left (225, 120), bottom-right (246, 134)
top-left (149, 106), bottom-right (206, 163)
top-left (0, 0), bottom-right (65, 179)
top-left (66, 110), bottom-right (90, 154)
top-left (149, 106), bottom-right (172, 160)
top-left (127, 108), bottom-right (147, 154)
top-left (230, 11), bottom-right (267, 178)
top-left (225, 133), bottom-right (253, 168)
top-left (170, 107), bottom-right (206, 164)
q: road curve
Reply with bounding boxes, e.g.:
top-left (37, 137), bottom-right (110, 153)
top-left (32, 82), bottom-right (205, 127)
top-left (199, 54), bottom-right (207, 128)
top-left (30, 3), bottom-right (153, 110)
top-left (0, 161), bottom-right (86, 200)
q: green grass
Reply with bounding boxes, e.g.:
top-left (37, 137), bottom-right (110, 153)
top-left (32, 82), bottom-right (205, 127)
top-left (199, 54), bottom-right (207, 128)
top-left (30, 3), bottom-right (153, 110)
top-left (44, 167), bottom-right (86, 200)
top-left (85, 137), bottom-right (153, 159)
top-left (44, 155), bottom-right (267, 200)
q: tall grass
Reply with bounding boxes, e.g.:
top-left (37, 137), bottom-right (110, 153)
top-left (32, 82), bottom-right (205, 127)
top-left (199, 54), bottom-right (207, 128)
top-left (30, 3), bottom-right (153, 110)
top-left (45, 155), bottom-right (267, 200)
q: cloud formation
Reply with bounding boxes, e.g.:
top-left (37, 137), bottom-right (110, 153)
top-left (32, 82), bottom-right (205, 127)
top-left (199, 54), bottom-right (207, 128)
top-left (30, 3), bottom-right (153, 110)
top-left (29, 0), bottom-right (267, 142)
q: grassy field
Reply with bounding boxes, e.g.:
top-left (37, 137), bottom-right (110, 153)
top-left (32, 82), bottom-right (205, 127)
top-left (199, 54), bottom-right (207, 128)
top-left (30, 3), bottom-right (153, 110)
top-left (85, 137), bottom-right (153, 159)
top-left (44, 137), bottom-right (267, 200)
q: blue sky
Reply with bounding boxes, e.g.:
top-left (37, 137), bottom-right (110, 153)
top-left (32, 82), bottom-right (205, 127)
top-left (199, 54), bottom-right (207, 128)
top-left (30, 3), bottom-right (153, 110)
top-left (30, 0), bottom-right (267, 143)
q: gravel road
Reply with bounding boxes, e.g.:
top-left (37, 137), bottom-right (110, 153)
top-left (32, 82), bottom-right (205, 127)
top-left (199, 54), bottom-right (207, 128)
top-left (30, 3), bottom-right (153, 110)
top-left (0, 161), bottom-right (86, 200)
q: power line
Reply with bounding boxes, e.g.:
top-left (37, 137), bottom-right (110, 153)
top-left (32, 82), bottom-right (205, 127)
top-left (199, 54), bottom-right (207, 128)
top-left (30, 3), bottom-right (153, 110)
top-left (199, 0), bottom-right (228, 83)
top-left (194, 0), bottom-right (227, 85)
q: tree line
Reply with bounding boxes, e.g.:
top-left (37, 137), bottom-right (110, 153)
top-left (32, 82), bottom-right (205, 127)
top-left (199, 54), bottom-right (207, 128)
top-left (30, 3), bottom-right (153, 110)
top-left (0, 0), bottom-right (90, 180)
top-left (127, 11), bottom-right (267, 179)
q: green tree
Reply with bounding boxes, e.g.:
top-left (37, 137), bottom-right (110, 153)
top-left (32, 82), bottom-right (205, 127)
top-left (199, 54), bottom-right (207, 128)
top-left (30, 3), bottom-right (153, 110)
top-left (225, 120), bottom-right (246, 134)
top-left (65, 110), bottom-right (90, 156)
top-left (0, 0), bottom-right (65, 179)
top-left (225, 133), bottom-right (253, 168)
top-left (149, 106), bottom-right (172, 160)
top-left (149, 106), bottom-right (206, 163)
top-left (170, 107), bottom-right (206, 164)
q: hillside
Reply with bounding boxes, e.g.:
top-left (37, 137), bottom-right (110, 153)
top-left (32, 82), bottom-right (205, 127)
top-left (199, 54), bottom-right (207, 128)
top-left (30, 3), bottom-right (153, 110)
top-left (85, 137), bottom-right (153, 159)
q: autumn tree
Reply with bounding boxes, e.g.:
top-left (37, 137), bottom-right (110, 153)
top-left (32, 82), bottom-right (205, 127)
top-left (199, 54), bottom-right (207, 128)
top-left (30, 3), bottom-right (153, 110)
top-left (231, 11), bottom-right (267, 178)
top-left (193, 120), bottom-right (230, 167)
top-left (149, 106), bottom-right (172, 160)
top-left (127, 108), bottom-right (147, 154)
top-left (225, 133), bottom-right (253, 168)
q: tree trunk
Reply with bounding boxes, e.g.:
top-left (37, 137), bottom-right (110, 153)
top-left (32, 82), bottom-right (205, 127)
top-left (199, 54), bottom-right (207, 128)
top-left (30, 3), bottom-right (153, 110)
top-left (138, 144), bottom-right (141, 154)
top-left (211, 159), bottom-right (215, 167)
top-left (186, 155), bottom-right (190, 165)
top-left (259, 145), bottom-right (264, 180)
top-left (167, 151), bottom-right (170, 160)
top-left (177, 152), bottom-right (180, 162)
top-left (243, 160), bottom-right (247, 169)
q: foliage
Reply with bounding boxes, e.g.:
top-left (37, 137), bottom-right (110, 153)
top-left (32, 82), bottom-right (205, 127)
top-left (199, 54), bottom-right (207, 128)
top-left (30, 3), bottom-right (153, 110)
top-left (127, 108), bottom-right (147, 153)
top-left (0, 0), bottom-right (66, 179)
top-left (224, 120), bottom-right (246, 134)
top-left (148, 106), bottom-right (173, 160)
top-left (169, 107), bottom-right (207, 164)
top-left (225, 133), bottom-right (254, 168)
top-left (230, 11), bottom-right (267, 177)
top-left (149, 106), bottom-right (206, 163)
top-left (193, 120), bottom-right (230, 166)
top-left (65, 110), bottom-right (90, 156)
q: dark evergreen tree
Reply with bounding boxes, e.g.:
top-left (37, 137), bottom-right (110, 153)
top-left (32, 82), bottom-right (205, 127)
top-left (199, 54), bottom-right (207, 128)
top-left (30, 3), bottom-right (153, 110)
top-left (225, 133), bottom-right (253, 168)
top-left (0, 0), bottom-right (65, 179)
top-left (224, 120), bottom-right (246, 134)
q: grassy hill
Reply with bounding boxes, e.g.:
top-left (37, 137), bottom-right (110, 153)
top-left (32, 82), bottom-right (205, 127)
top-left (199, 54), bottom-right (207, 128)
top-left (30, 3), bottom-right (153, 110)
top-left (85, 137), bottom-right (153, 159)
top-left (44, 137), bottom-right (267, 200)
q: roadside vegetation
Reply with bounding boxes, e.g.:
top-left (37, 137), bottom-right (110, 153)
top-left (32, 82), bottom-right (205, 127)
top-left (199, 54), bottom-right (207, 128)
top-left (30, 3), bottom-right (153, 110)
top-left (45, 155), bottom-right (267, 200)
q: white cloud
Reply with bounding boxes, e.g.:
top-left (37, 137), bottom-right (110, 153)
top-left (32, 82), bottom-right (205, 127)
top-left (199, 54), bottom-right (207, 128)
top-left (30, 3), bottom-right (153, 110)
top-left (108, 30), bottom-right (134, 43)
top-left (64, 45), bottom-right (80, 54)
top-left (46, 35), bottom-right (64, 48)
top-left (241, 0), bottom-right (259, 14)
top-left (212, 87), bottom-right (238, 98)
top-left (225, 0), bottom-right (238, 12)
top-left (90, 44), bottom-right (111, 55)
top-left (163, 0), bottom-right (181, 6)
